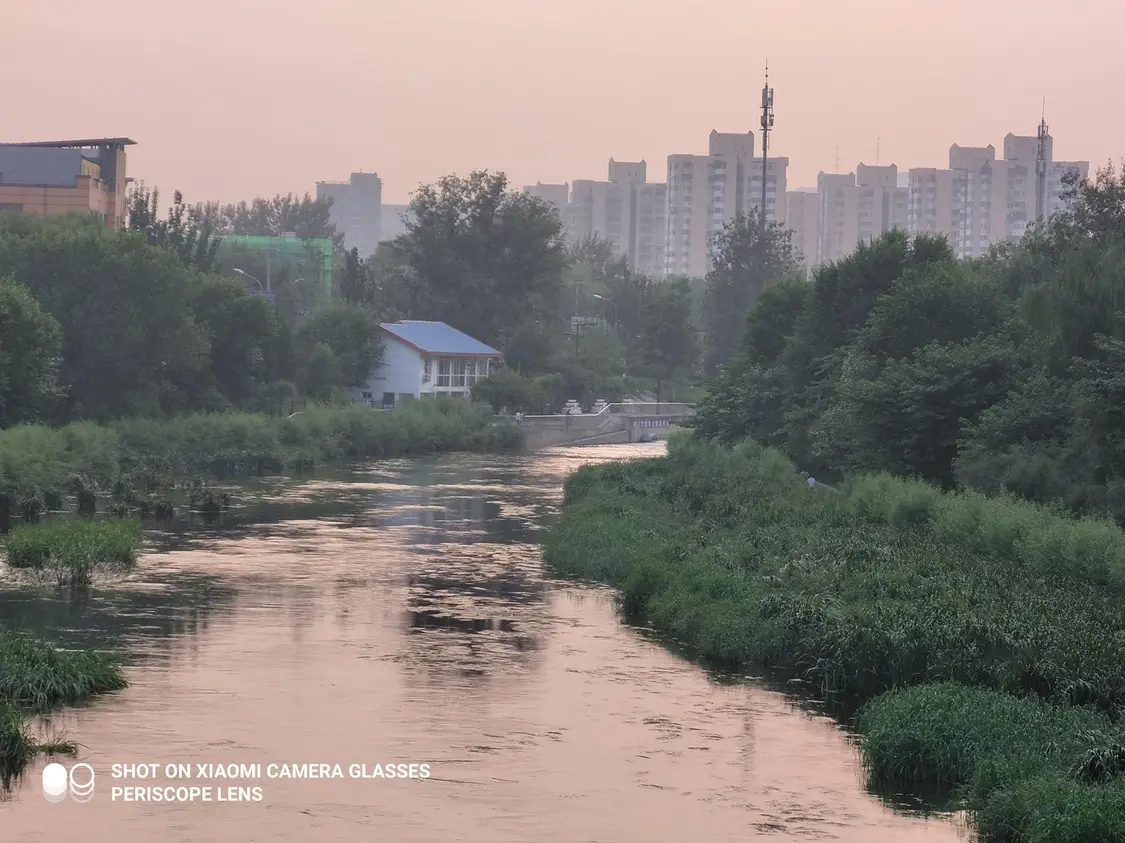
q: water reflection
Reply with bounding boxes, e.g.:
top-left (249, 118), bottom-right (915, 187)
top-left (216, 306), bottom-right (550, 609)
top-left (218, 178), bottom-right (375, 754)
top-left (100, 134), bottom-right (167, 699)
top-left (0, 445), bottom-right (964, 842)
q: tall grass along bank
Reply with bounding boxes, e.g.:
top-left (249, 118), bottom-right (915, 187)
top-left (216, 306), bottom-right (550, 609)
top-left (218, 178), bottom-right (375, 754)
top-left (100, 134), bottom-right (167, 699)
top-left (0, 631), bottom-right (126, 711)
top-left (0, 630), bottom-right (125, 781)
top-left (544, 432), bottom-right (1125, 840)
top-left (0, 400), bottom-right (520, 520)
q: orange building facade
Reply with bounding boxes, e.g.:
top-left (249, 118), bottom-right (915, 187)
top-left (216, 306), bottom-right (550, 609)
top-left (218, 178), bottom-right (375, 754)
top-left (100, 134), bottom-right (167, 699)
top-left (0, 138), bottom-right (134, 229)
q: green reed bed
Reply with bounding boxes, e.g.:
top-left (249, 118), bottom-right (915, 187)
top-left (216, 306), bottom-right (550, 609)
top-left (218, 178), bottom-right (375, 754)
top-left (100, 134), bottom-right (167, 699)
top-left (0, 704), bottom-right (37, 773)
top-left (544, 432), bottom-right (1125, 839)
top-left (0, 400), bottom-right (520, 521)
top-left (4, 518), bottom-right (142, 585)
top-left (859, 684), bottom-right (1125, 842)
top-left (0, 631), bottom-right (127, 711)
top-left (0, 631), bottom-right (124, 781)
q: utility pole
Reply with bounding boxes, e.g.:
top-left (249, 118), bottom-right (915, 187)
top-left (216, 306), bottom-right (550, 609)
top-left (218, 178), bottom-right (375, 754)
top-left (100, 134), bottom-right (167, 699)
top-left (1035, 101), bottom-right (1050, 222)
top-left (760, 62), bottom-right (774, 228)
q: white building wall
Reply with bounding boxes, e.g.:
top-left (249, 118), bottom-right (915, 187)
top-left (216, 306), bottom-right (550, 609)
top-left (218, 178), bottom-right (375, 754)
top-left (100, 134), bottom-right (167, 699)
top-left (351, 336), bottom-right (423, 404)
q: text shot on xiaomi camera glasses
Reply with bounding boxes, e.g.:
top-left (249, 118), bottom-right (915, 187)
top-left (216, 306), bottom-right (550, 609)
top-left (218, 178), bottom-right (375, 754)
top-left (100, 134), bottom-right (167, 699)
top-left (43, 761), bottom-right (432, 805)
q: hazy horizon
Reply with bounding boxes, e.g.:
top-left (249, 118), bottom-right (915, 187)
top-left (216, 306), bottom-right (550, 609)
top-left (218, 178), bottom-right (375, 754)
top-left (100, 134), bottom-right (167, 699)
top-left (5, 0), bottom-right (1121, 205)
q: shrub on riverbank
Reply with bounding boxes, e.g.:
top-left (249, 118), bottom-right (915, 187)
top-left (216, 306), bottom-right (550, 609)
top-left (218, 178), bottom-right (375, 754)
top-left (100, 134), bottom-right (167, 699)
top-left (858, 683), bottom-right (1125, 842)
top-left (0, 400), bottom-right (520, 521)
top-left (4, 518), bottom-right (142, 585)
top-left (545, 433), bottom-right (1125, 837)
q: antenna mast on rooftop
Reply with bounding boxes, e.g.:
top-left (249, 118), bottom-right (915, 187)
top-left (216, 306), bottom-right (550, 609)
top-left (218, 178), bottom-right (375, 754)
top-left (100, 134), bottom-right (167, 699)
top-left (1036, 100), bottom-right (1049, 221)
top-left (760, 62), bottom-right (775, 228)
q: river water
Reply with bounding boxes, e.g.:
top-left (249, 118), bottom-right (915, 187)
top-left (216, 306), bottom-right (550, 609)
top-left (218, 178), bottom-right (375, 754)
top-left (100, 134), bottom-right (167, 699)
top-left (0, 444), bottom-right (963, 842)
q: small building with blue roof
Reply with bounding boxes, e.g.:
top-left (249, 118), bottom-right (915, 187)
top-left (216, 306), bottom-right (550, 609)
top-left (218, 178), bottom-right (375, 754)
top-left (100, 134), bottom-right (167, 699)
top-left (351, 321), bottom-right (504, 407)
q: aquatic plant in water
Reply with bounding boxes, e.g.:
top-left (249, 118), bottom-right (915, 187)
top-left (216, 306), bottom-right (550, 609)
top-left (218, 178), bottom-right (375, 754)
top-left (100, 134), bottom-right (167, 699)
top-left (3, 517), bottom-right (142, 585)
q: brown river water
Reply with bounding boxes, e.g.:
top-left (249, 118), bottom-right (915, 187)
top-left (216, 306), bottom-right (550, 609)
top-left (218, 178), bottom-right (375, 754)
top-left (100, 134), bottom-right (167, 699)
top-left (0, 444), bottom-right (964, 842)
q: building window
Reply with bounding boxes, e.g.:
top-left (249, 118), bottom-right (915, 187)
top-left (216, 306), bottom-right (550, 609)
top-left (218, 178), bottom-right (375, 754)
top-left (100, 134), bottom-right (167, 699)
top-left (437, 358), bottom-right (451, 387)
top-left (453, 359), bottom-right (466, 387)
top-left (423, 357), bottom-right (432, 382)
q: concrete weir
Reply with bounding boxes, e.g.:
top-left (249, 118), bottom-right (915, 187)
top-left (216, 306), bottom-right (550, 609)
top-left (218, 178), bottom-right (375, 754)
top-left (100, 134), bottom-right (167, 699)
top-left (512, 403), bottom-right (695, 449)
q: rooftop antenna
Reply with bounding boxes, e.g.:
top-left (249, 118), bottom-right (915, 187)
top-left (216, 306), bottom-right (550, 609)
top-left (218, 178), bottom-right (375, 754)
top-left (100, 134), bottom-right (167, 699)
top-left (834, 145), bottom-right (839, 174)
top-left (876, 137), bottom-right (880, 166)
top-left (759, 61), bottom-right (774, 227)
top-left (1036, 98), bottom-right (1049, 221)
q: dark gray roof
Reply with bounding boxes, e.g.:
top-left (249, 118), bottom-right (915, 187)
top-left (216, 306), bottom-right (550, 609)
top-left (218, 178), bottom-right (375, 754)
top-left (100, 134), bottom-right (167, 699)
top-left (380, 321), bottom-right (501, 356)
top-left (0, 147), bottom-right (88, 187)
top-left (0, 138), bottom-right (135, 148)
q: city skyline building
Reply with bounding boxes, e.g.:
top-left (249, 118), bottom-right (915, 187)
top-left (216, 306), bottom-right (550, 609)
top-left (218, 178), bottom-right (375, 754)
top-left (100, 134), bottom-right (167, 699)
top-left (565, 159), bottom-right (666, 275)
top-left (316, 171), bottom-right (382, 257)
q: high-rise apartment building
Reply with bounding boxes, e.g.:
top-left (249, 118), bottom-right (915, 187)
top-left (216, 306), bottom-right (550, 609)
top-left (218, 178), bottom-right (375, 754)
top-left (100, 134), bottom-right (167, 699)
top-left (908, 131), bottom-right (1088, 258)
top-left (785, 189), bottom-right (820, 271)
top-left (814, 164), bottom-right (906, 265)
top-left (567, 160), bottom-right (666, 275)
top-left (748, 157), bottom-right (789, 224)
top-left (316, 172), bottom-right (382, 256)
top-left (664, 129), bottom-right (789, 276)
top-left (380, 204), bottom-right (413, 243)
top-left (908, 167), bottom-right (960, 243)
top-left (523, 182), bottom-right (570, 227)
top-left (816, 171), bottom-right (860, 265)
top-left (632, 180), bottom-right (667, 277)
top-left (1047, 160), bottom-right (1089, 215)
top-left (664, 152), bottom-right (737, 277)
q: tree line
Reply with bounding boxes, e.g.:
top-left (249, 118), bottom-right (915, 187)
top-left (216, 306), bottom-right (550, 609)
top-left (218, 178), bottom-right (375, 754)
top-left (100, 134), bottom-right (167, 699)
top-left (0, 166), bottom-right (804, 427)
top-left (692, 162), bottom-right (1125, 523)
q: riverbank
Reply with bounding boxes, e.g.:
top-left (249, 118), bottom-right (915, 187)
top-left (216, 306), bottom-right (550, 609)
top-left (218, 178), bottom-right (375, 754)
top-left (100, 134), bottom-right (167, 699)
top-left (543, 433), bottom-right (1125, 841)
top-left (0, 401), bottom-right (521, 521)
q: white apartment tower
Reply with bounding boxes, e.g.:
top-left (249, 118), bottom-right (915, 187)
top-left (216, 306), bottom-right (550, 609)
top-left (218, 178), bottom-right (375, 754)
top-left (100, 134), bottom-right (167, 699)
top-left (748, 157), bottom-right (789, 224)
top-left (815, 165), bottom-right (906, 265)
top-left (908, 130), bottom-right (1088, 258)
top-left (664, 130), bottom-right (791, 277)
top-left (567, 160), bottom-right (666, 276)
top-left (785, 189), bottom-right (820, 271)
top-left (523, 182), bottom-right (571, 227)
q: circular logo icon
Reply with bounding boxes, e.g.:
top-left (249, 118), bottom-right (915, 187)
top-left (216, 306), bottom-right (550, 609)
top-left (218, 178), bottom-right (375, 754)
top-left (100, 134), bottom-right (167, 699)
top-left (42, 762), bottom-right (68, 803)
top-left (69, 763), bottom-right (95, 803)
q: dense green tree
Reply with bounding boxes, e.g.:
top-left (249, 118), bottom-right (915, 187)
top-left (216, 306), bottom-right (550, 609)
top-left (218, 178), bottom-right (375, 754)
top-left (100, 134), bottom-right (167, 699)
top-left (0, 215), bottom-right (212, 420)
top-left (816, 337), bottom-right (1022, 485)
top-left (385, 171), bottom-right (568, 349)
top-left (297, 302), bottom-right (384, 389)
top-left (297, 343), bottom-right (343, 402)
top-left (471, 369), bottom-right (550, 413)
top-left (193, 193), bottom-right (337, 242)
top-left (636, 279), bottom-right (700, 402)
top-left (702, 210), bottom-right (800, 372)
top-left (188, 274), bottom-right (293, 407)
top-left (127, 184), bottom-right (221, 271)
top-left (337, 247), bottom-right (370, 305)
top-left (0, 277), bottom-right (63, 426)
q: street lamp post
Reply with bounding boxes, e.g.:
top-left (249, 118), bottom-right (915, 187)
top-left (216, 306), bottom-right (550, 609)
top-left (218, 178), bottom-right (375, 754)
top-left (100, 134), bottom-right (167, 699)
top-left (232, 248), bottom-right (272, 292)
top-left (592, 294), bottom-right (617, 330)
top-left (232, 267), bottom-right (265, 291)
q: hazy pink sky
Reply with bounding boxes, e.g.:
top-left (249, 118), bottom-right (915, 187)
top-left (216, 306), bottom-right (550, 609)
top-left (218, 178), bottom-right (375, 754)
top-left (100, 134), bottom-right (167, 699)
top-left (5, 0), bottom-right (1121, 204)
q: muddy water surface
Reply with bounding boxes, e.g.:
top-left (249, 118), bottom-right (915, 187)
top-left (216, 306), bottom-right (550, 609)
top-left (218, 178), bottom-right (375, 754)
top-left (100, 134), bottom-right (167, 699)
top-left (0, 444), bottom-right (963, 842)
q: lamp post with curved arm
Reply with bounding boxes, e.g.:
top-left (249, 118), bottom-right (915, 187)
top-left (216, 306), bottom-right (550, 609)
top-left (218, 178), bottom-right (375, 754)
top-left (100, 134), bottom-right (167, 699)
top-left (592, 293), bottom-right (617, 330)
